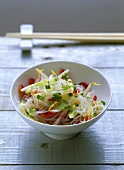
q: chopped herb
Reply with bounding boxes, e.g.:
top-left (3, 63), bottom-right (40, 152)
top-left (93, 112), bottom-right (97, 117)
top-left (62, 85), bottom-right (70, 90)
top-left (62, 73), bottom-right (68, 80)
top-left (68, 111), bottom-right (78, 119)
top-left (74, 95), bottom-right (78, 98)
top-left (72, 84), bottom-right (76, 90)
top-left (37, 95), bottom-right (45, 101)
top-left (69, 117), bottom-right (73, 121)
top-left (101, 100), bottom-right (106, 106)
top-left (68, 93), bottom-right (73, 97)
top-left (54, 78), bottom-right (58, 81)
top-left (57, 100), bottom-right (69, 110)
top-left (52, 92), bottom-right (62, 101)
top-left (49, 101), bottom-right (54, 106)
top-left (65, 105), bottom-right (73, 112)
top-left (72, 104), bottom-right (79, 109)
top-left (45, 84), bottom-right (51, 89)
top-left (68, 110), bottom-right (73, 114)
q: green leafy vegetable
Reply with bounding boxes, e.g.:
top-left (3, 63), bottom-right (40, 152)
top-left (68, 93), bottom-right (73, 97)
top-left (29, 108), bottom-right (36, 116)
top-left (68, 111), bottom-right (78, 119)
top-left (101, 100), bottom-right (106, 106)
top-left (72, 84), bottom-right (76, 90)
top-left (93, 112), bottom-right (97, 117)
top-left (57, 100), bottom-right (69, 110)
top-left (74, 103), bottom-right (79, 107)
top-left (52, 92), bottom-right (62, 101)
top-left (54, 78), bottom-right (58, 82)
top-left (62, 85), bottom-right (70, 90)
top-left (74, 95), bottom-right (78, 98)
top-left (62, 73), bottom-right (68, 80)
top-left (49, 101), bottom-right (54, 106)
top-left (37, 95), bottom-right (45, 101)
top-left (45, 84), bottom-right (51, 89)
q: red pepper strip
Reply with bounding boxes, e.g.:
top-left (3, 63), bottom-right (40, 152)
top-left (79, 82), bottom-right (88, 89)
top-left (29, 78), bottom-right (35, 85)
top-left (73, 89), bottom-right (80, 94)
top-left (48, 98), bottom-right (53, 101)
top-left (38, 111), bottom-right (55, 118)
top-left (59, 69), bottom-right (65, 74)
top-left (18, 85), bottom-right (25, 98)
top-left (93, 95), bottom-right (97, 101)
top-left (84, 115), bottom-right (93, 121)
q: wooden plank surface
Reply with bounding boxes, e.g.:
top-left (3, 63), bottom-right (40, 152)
top-left (0, 165), bottom-right (123, 170)
top-left (0, 37), bottom-right (124, 169)
top-left (0, 110), bottom-right (124, 164)
top-left (0, 38), bottom-right (124, 68)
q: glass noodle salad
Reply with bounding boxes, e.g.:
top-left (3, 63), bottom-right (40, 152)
top-left (18, 68), bottom-right (106, 125)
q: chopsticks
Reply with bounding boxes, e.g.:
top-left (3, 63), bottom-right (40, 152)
top-left (5, 32), bottom-right (124, 43)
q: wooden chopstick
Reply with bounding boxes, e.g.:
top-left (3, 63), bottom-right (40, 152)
top-left (5, 32), bottom-right (124, 43)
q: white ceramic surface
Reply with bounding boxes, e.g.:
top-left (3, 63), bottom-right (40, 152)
top-left (10, 61), bottom-right (112, 140)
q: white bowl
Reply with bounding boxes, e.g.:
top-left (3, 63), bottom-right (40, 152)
top-left (10, 61), bottom-right (111, 140)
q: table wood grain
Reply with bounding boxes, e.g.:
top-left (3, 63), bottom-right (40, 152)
top-left (0, 37), bottom-right (124, 170)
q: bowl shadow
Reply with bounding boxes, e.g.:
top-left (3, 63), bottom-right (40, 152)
top-left (19, 127), bottom-right (105, 164)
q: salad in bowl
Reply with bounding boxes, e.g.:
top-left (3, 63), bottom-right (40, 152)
top-left (19, 68), bottom-right (105, 125)
top-left (11, 61), bottom-right (111, 140)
